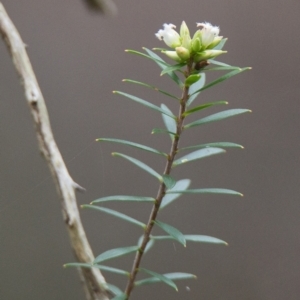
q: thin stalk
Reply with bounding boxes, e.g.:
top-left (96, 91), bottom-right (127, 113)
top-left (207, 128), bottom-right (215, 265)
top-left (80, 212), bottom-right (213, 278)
top-left (124, 60), bottom-right (194, 299)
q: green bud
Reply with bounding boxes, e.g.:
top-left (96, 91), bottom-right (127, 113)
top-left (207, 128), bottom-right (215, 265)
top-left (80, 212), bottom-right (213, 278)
top-left (180, 21), bottom-right (190, 38)
top-left (180, 21), bottom-right (191, 51)
top-left (185, 74), bottom-right (201, 87)
top-left (191, 37), bottom-right (201, 52)
top-left (162, 50), bottom-right (182, 62)
top-left (175, 46), bottom-right (190, 61)
top-left (206, 36), bottom-right (223, 49)
top-left (194, 50), bottom-right (227, 62)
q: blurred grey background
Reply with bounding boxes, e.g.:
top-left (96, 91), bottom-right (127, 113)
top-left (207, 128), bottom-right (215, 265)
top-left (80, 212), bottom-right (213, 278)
top-left (1, 0), bottom-right (300, 299)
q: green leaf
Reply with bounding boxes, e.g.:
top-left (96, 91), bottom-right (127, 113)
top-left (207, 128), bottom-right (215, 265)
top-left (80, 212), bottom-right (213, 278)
top-left (111, 295), bottom-right (127, 300)
top-left (152, 235), bottom-right (228, 245)
top-left (94, 246), bottom-right (139, 264)
top-left (184, 109), bottom-right (251, 129)
top-left (186, 72), bottom-right (206, 106)
top-left (122, 79), bottom-right (179, 100)
top-left (96, 138), bottom-right (167, 157)
top-left (185, 74), bottom-right (201, 87)
top-left (205, 66), bottom-right (241, 71)
top-left (82, 205), bottom-right (146, 228)
top-left (160, 63), bottom-right (185, 75)
top-left (113, 91), bottom-right (176, 118)
top-left (93, 265), bottom-right (130, 276)
top-left (162, 174), bottom-right (176, 189)
top-left (107, 284), bottom-right (124, 297)
top-left (125, 49), bottom-right (170, 67)
top-left (208, 59), bottom-right (230, 67)
top-left (166, 188), bottom-right (243, 196)
top-left (64, 262), bottom-right (93, 269)
top-left (190, 67), bottom-right (251, 95)
top-left (161, 104), bottom-right (177, 140)
top-left (211, 38), bottom-right (227, 50)
top-left (143, 47), bottom-right (183, 87)
top-left (161, 179), bottom-right (191, 209)
top-left (91, 195), bottom-right (155, 204)
top-left (137, 235), bottom-right (155, 254)
top-left (135, 272), bottom-right (196, 286)
top-left (179, 142), bottom-right (244, 152)
top-left (139, 268), bottom-right (178, 291)
top-left (183, 101), bottom-right (228, 117)
top-left (173, 148), bottom-right (225, 167)
top-left (154, 220), bottom-right (186, 247)
top-left (151, 128), bottom-right (178, 137)
top-left (112, 152), bottom-right (161, 181)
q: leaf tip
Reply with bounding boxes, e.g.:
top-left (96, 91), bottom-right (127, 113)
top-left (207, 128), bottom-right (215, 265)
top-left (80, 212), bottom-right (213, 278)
top-left (112, 91), bottom-right (117, 94)
top-left (124, 49), bottom-right (129, 52)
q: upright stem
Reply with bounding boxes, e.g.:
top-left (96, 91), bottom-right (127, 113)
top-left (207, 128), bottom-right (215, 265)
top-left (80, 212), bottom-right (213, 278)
top-left (124, 60), bottom-right (194, 298)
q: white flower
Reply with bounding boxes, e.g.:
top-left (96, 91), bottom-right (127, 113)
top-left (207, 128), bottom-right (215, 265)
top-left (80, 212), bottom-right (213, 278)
top-left (155, 23), bottom-right (181, 48)
top-left (196, 22), bottom-right (220, 48)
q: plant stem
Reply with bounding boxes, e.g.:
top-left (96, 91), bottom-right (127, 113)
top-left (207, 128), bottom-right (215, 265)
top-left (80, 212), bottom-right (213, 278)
top-left (124, 61), bottom-right (193, 299)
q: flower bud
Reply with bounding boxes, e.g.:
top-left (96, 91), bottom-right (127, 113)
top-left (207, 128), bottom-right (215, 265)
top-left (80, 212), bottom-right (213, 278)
top-left (206, 36), bottom-right (223, 49)
top-left (162, 50), bottom-right (182, 62)
top-left (175, 46), bottom-right (190, 61)
top-left (194, 50), bottom-right (227, 62)
top-left (191, 37), bottom-right (201, 52)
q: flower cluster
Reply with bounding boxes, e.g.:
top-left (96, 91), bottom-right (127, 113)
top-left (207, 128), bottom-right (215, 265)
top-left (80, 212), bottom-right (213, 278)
top-left (155, 21), bottom-right (226, 63)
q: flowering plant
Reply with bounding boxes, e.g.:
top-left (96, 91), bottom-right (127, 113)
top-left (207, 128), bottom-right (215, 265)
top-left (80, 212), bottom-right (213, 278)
top-left (65, 21), bottom-right (250, 300)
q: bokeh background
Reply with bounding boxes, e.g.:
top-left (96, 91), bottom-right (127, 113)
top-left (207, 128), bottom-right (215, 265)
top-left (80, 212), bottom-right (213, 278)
top-left (1, 0), bottom-right (300, 299)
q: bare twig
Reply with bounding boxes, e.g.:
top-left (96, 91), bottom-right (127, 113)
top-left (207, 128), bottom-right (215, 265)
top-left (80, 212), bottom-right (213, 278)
top-left (0, 3), bottom-right (109, 300)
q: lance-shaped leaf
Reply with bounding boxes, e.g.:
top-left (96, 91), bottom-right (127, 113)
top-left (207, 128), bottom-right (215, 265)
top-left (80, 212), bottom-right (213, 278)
top-left (184, 109), bottom-right (251, 129)
top-left (160, 63), bottom-right (185, 76)
top-left (107, 284), bottom-right (123, 297)
top-left (183, 101), bottom-right (228, 117)
top-left (125, 49), bottom-right (171, 67)
top-left (173, 148), bottom-right (225, 167)
top-left (179, 142), bottom-right (243, 152)
top-left (211, 38), bottom-right (227, 50)
top-left (143, 47), bottom-right (183, 87)
top-left (154, 220), bottom-right (186, 247)
top-left (190, 67), bottom-right (251, 95)
top-left (151, 235), bottom-right (228, 245)
top-left (161, 104), bottom-right (177, 140)
top-left (162, 174), bottom-right (176, 189)
top-left (208, 59), bottom-right (230, 66)
top-left (113, 91), bottom-right (176, 119)
top-left (111, 295), bottom-right (127, 300)
top-left (64, 262), bottom-right (93, 269)
top-left (82, 205), bottom-right (146, 228)
top-left (185, 74), bottom-right (201, 87)
top-left (152, 128), bottom-right (178, 137)
top-left (161, 179), bottom-right (191, 209)
top-left (135, 272), bottom-right (196, 286)
top-left (96, 138), bottom-right (167, 157)
top-left (205, 65), bottom-right (241, 71)
top-left (122, 79), bottom-right (179, 100)
top-left (186, 72), bottom-right (206, 106)
top-left (94, 246), bottom-right (139, 264)
top-left (139, 268), bottom-right (178, 291)
top-left (112, 152), bottom-right (162, 181)
top-left (91, 195), bottom-right (155, 204)
top-left (166, 188), bottom-right (243, 196)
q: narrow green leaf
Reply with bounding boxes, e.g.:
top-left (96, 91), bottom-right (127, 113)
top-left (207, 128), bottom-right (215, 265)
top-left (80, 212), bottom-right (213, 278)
top-left (96, 138), bottom-right (167, 157)
top-left (161, 104), bottom-right (177, 140)
top-left (112, 152), bottom-right (162, 181)
top-left (64, 262), bottom-right (93, 269)
top-left (82, 205), bottom-right (146, 228)
top-left (143, 47), bottom-right (183, 87)
top-left (135, 272), bottom-right (196, 286)
top-left (125, 49), bottom-right (170, 67)
top-left (107, 284), bottom-right (123, 297)
top-left (173, 148), bottom-right (225, 167)
top-left (113, 91), bottom-right (176, 118)
top-left (183, 101), bottom-right (228, 117)
top-left (161, 179), bottom-right (191, 209)
top-left (185, 74), bottom-right (201, 87)
top-left (123, 79), bottom-right (179, 100)
top-left (91, 195), bottom-right (155, 204)
top-left (208, 59), bottom-right (230, 66)
top-left (205, 66), bottom-right (241, 71)
top-left (160, 63), bottom-right (185, 75)
top-left (190, 67), bottom-right (251, 95)
top-left (210, 38), bottom-right (227, 50)
top-left (186, 72), bottom-right (206, 106)
top-left (139, 268), bottom-right (178, 291)
top-left (154, 220), bottom-right (186, 247)
top-left (94, 246), bottom-right (139, 264)
top-left (166, 188), bottom-right (243, 196)
top-left (151, 128), bottom-right (178, 136)
top-left (152, 235), bottom-right (228, 245)
top-left (111, 295), bottom-right (127, 300)
top-left (184, 109), bottom-right (251, 129)
top-left (179, 142), bottom-right (244, 152)
top-left (93, 265), bottom-right (130, 276)
top-left (162, 174), bottom-right (176, 189)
